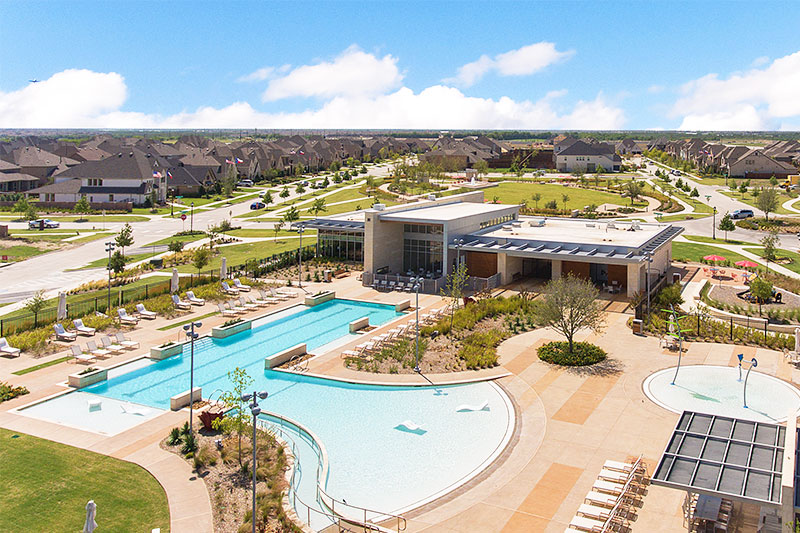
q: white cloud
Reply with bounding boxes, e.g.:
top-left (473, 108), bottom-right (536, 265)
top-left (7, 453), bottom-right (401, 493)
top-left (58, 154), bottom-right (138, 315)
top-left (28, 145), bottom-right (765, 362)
top-left (751, 56), bottom-right (770, 67)
top-left (673, 50), bottom-right (800, 130)
top-left (446, 42), bottom-right (574, 87)
top-left (647, 85), bottom-right (665, 94)
top-left (237, 64), bottom-right (290, 82)
top-left (261, 45), bottom-right (403, 101)
top-left (0, 66), bottom-right (624, 130)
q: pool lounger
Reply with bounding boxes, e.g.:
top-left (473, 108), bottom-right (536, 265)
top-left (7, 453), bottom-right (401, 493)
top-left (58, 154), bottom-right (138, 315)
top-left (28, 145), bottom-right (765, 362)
top-left (0, 337), bottom-right (21, 357)
top-left (115, 333), bottom-right (139, 350)
top-left (218, 303), bottom-right (238, 317)
top-left (576, 503), bottom-right (612, 520)
top-left (186, 291), bottom-right (205, 306)
top-left (597, 468), bottom-right (628, 484)
top-left (118, 308), bottom-right (140, 325)
top-left (101, 336), bottom-right (125, 354)
top-left (603, 459), bottom-right (637, 474)
top-left (135, 304), bottom-right (157, 319)
top-left (70, 345), bottom-right (96, 364)
top-left (584, 491), bottom-right (619, 508)
top-left (87, 340), bottom-right (111, 359)
top-left (73, 319), bottom-right (96, 336)
top-left (592, 479), bottom-right (624, 495)
top-left (567, 514), bottom-right (607, 532)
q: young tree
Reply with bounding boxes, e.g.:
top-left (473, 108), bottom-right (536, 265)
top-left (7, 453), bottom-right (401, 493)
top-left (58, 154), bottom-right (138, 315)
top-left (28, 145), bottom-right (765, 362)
top-left (279, 186), bottom-right (290, 199)
top-left (624, 180), bottom-right (644, 205)
top-left (769, 175), bottom-right (779, 187)
top-left (729, 179), bottom-right (738, 192)
top-left (211, 367), bottom-right (254, 465)
top-left (690, 187), bottom-right (699, 198)
top-left (535, 275), bottom-right (605, 354)
top-left (531, 193), bottom-right (541, 210)
top-left (273, 220), bottom-right (284, 242)
top-left (192, 246), bottom-right (211, 274)
top-left (474, 159), bottom-right (489, 180)
top-left (108, 249), bottom-right (126, 277)
top-left (440, 262), bottom-right (469, 328)
top-left (718, 213), bottom-right (735, 241)
top-left (738, 182), bottom-right (748, 195)
top-left (74, 196), bottom-right (92, 221)
top-left (206, 225), bottom-right (219, 253)
top-left (561, 193), bottom-right (570, 212)
top-left (115, 223), bottom-right (134, 257)
top-left (24, 290), bottom-right (47, 327)
top-left (148, 189), bottom-right (158, 211)
top-left (262, 190), bottom-right (273, 205)
top-left (309, 197), bottom-right (327, 217)
top-left (760, 230), bottom-right (779, 272)
top-left (295, 183), bottom-right (305, 195)
top-left (756, 187), bottom-right (779, 221)
top-left (24, 204), bottom-right (38, 222)
top-left (282, 205), bottom-right (300, 226)
top-left (749, 277), bottom-right (773, 316)
top-left (13, 196), bottom-right (30, 220)
top-left (222, 164), bottom-right (237, 197)
top-left (167, 240), bottom-right (185, 253)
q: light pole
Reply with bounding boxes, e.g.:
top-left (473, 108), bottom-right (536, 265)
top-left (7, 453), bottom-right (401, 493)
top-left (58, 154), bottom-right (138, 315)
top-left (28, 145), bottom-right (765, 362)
top-left (105, 242), bottom-right (115, 312)
top-left (411, 276), bottom-right (423, 373)
top-left (190, 201), bottom-right (194, 234)
top-left (296, 225), bottom-right (305, 288)
top-left (183, 321), bottom-right (202, 433)
top-left (712, 206), bottom-right (717, 240)
top-left (241, 389), bottom-right (269, 533)
top-left (453, 238), bottom-right (464, 268)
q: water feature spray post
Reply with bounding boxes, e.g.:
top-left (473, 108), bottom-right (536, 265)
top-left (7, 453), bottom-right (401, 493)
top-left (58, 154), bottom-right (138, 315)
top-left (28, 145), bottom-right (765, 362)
top-left (665, 304), bottom-right (691, 385)
top-left (743, 357), bottom-right (758, 409)
top-left (737, 353), bottom-right (744, 381)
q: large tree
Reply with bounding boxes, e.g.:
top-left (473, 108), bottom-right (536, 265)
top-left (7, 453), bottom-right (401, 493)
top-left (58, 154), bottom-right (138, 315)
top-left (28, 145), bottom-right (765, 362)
top-left (535, 275), bottom-right (605, 354)
top-left (624, 180), bottom-right (644, 206)
top-left (756, 187), bottom-right (779, 221)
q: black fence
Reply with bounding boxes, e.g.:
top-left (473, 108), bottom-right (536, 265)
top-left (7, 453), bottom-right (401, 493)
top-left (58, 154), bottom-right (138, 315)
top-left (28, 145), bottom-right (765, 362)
top-left (0, 243), bottom-right (318, 336)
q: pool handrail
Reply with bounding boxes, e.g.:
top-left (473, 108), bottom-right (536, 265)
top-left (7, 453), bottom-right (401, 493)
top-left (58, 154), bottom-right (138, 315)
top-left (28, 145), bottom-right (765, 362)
top-left (259, 411), bottom-right (407, 532)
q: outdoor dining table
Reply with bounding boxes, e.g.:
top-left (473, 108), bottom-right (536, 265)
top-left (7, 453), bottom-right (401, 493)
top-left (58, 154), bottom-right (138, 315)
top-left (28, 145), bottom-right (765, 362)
top-left (694, 494), bottom-right (722, 522)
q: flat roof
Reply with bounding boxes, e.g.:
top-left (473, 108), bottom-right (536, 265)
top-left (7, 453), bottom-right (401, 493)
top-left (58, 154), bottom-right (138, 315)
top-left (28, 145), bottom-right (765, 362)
top-left (480, 218), bottom-right (666, 249)
top-left (652, 411), bottom-right (786, 507)
top-left (378, 202), bottom-right (516, 223)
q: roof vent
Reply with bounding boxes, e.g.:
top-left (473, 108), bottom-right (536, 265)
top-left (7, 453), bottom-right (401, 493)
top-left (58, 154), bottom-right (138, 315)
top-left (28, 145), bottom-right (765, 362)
top-left (373, 203), bottom-right (386, 211)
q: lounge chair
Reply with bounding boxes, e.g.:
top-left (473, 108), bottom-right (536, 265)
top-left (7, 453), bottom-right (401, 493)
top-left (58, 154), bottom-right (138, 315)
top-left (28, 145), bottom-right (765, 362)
top-left (576, 503), bottom-right (612, 520)
top-left (185, 291), bottom-right (205, 306)
top-left (268, 287), bottom-right (290, 301)
top-left (603, 460), bottom-right (637, 474)
top-left (568, 515), bottom-right (607, 533)
top-left (86, 340), bottom-right (111, 359)
top-left (171, 294), bottom-right (191, 310)
top-left (118, 308), bottom-right (140, 325)
top-left (0, 337), bottom-right (20, 357)
top-left (238, 296), bottom-right (258, 310)
top-left (135, 304), bottom-right (157, 319)
top-left (584, 491), bottom-right (619, 508)
top-left (115, 332), bottom-right (139, 350)
top-left (218, 303), bottom-right (238, 317)
top-left (73, 318), bottom-right (96, 336)
top-left (247, 294), bottom-right (270, 307)
top-left (258, 290), bottom-right (280, 304)
top-left (227, 299), bottom-right (247, 313)
top-left (221, 281), bottom-right (239, 295)
top-left (101, 336), bottom-right (124, 354)
top-left (120, 402), bottom-right (150, 416)
top-left (70, 345), bottom-right (96, 364)
top-left (53, 323), bottom-right (77, 342)
top-left (233, 279), bottom-right (251, 292)
top-left (276, 287), bottom-right (299, 297)
top-left (598, 468), bottom-right (628, 484)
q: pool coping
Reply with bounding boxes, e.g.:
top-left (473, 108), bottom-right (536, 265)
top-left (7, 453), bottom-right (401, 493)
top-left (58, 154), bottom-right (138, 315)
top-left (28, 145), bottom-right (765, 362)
top-left (272, 366), bottom-right (513, 387)
top-left (642, 363), bottom-right (800, 423)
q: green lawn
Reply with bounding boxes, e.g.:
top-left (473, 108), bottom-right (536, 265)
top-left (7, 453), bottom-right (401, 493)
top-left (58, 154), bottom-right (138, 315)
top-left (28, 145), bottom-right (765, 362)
top-left (0, 428), bottom-right (169, 532)
top-left (176, 238), bottom-right (315, 273)
top-left (300, 197), bottom-right (398, 216)
top-left (225, 228), bottom-right (312, 238)
top-left (659, 212), bottom-right (712, 222)
top-left (0, 244), bottom-right (52, 260)
top-left (12, 356), bottom-right (72, 375)
top-left (683, 235), bottom-right (751, 246)
top-left (672, 242), bottom-right (755, 265)
top-left (78, 250), bottom-right (160, 269)
top-left (718, 189), bottom-right (794, 215)
top-left (131, 206), bottom-right (172, 216)
top-left (70, 232), bottom-right (117, 244)
top-left (489, 182), bottom-right (638, 210)
top-left (317, 186), bottom-right (370, 204)
top-left (744, 247), bottom-right (800, 274)
top-left (50, 215), bottom-right (150, 223)
top-left (143, 233), bottom-right (207, 247)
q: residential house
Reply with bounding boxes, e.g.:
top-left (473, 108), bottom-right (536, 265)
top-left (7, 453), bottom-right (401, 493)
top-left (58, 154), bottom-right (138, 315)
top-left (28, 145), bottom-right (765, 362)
top-left (556, 140), bottom-right (621, 172)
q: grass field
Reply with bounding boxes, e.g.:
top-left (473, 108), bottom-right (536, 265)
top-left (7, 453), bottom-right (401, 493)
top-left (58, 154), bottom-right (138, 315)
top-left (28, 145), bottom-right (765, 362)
top-left (143, 232), bottom-right (207, 247)
top-left (718, 189), bottom-right (794, 215)
top-left (225, 228), bottom-right (312, 238)
top-left (176, 237), bottom-right (315, 273)
top-left (0, 244), bottom-right (52, 260)
top-left (683, 235), bottom-right (751, 246)
top-left (0, 428), bottom-right (169, 532)
top-left (12, 356), bottom-right (72, 375)
top-left (672, 242), bottom-right (754, 265)
top-left (78, 250), bottom-right (159, 269)
top-left (659, 212), bottom-right (712, 222)
top-left (744, 247), bottom-right (800, 274)
top-left (489, 182), bottom-right (638, 210)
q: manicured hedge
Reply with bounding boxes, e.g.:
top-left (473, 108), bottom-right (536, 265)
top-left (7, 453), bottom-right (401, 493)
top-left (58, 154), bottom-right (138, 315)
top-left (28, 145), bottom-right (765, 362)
top-left (537, 341), bottom-right (607, 366)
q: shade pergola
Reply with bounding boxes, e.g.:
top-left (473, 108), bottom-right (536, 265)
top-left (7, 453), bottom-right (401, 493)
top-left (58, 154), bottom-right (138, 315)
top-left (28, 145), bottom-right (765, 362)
top-left (703, 255), bottom-right (727, 262)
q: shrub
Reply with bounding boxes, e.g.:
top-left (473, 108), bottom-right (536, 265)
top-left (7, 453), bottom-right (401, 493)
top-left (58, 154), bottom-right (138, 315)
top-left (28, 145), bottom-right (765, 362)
top-left (7, 326), bottom-right (53, 353)
top-left (181, 431), bottom-right (198, 455)
top-left (459, 330), bottom-right (506, 369)
top-left (222, 318), bottom-right (243, 327)
top-left (0, 381), bottom-right (29, 403)
top-left (537, 341), bottom-right (607, 366)
top-left (166, 427), bottom-right (183, 446)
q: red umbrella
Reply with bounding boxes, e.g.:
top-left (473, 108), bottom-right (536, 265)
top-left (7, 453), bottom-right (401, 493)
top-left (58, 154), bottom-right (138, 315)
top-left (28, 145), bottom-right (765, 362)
top-left (735, 260), bottom-right (759, 268)
top-left (703, 254), bottom-right (726, 262)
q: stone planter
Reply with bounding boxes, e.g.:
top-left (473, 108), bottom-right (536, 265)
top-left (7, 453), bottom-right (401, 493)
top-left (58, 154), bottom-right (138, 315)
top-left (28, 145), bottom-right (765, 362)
top-left (212, 319), bottom-right (252, 339)
top-left (150, 342), bottom-right (184, 360)
top-left (265, 343), bottom-right (306, 369)
top-left (68, 367), bottom-right (108, 388)
top-left (304, 291), bottom-right (335, 307)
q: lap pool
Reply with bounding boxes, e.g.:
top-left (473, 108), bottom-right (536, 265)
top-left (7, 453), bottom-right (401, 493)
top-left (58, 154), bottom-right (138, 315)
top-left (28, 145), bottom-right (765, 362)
top-left (19, 299), bottom-right (515, 528)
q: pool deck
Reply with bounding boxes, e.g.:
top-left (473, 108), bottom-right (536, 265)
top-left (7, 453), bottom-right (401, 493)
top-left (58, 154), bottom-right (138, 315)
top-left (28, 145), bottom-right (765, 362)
top-left (2, 273), bottom-right (800, 532)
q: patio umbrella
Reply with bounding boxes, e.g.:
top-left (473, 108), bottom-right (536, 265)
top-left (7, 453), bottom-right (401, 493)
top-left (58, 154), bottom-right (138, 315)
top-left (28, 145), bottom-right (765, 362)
top-left (170, 268), bottom-right (179, 293)
top-left (220, 257), bottom-right (227, 279)
top-left (735, 260), bottom-right (759, 269)
top-left (703, 254), bottom-right (726, 262)
top-left (83, 500), bottom-right (97, 533)
top-left (57, 292), bottom-right (67, 321)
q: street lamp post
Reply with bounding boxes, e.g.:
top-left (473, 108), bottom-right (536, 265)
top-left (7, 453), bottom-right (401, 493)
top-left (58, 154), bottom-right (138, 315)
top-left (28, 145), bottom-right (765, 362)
top-left (241, 390), bottom-right (269, 533)
top-left (453, 238), bottom-right (464, 268)
top-left (712, 206), bottom-right (717, 240)
top-left (411, 276), bottom-right (423, 373)
top-left (183, 321), bottom-right (202, 433)
top-left (190, 202), bottom-right (194, 234)
top-left (296, 225), bottom-right (305, 288)
top-left (104, 242), bottom-right (115, 312)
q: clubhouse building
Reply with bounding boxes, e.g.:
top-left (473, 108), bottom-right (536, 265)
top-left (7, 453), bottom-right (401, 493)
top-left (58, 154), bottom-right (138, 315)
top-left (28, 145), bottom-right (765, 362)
top-left (301, 191), bottom-right (682, 296)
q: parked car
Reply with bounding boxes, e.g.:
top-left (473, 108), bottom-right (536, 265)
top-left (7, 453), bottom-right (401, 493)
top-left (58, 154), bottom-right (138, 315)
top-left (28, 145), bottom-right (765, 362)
top-left (237, 179), bottom-right (254, 187)
top-left (28, 219), bottom-right (60, 229)
top-left (730, 209), bottom-right (754, 219)
top-left (250, 201), bottom-right (266, 210)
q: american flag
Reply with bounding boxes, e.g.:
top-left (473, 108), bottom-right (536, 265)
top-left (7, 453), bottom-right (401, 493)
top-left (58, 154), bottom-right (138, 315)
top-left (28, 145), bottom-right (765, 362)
top-left (167, 171), bottom-right (173, 179)
top-left (152, 171), bottom-right (161, 178)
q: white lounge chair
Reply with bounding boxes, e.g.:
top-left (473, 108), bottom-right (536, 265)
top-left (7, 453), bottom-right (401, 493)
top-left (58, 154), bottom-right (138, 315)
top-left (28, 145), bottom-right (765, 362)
top-left (227, 300), bottom-right (247, 313)
top-left (101, 336), bottom-right (124, 354)
top-left (135, 304), bottom-right (157, 319)
top-left (73, 319), bottom-right (96, 336)
top-left (115, 332), bottom-right (139, 350)
top-left (576, 503), bottom-right (612, 520)
top-left (258, 289), bottom-right (280, 304)
top-left (218, 303), bottom-right (238, 317)
top-left (86, 340), bottom-right (111, 358)
top-left (238, 296), bottom-right (258, 310)
top-left (598, 468), bottom-right (628, 484)
top-left (120, 402), bottom-right (150, 416)
top-left (118, 308), bottom-right (140, 325)
top-left (221, 281), bottom-right (239, 295)
top-left (70, 345), bottom-right (96, 364)
top-left (0, 337), bottom-right (20, 357)
top-left (568, 514), bottom-right (607, 532)
top-left (592, 479), bottom-right (625, 495)
top-left (53, 323), bottom-right (77, 341)
top-left (185, 291), bottom-right (205, 306)
top-left (268, 287), bottom-right (290, 301)
top-left (584, 491), bottom-right (619, 508)
top-left (603, 460), bottom-right (636, 474)
top-left (249, 294), bottom-right (271, 307)
top-left (233, 279), bottom-right (251, 292)
top-left (172, 294), bottom-right (191, 310)
top-left (277, 287), bottom-right (299, 297)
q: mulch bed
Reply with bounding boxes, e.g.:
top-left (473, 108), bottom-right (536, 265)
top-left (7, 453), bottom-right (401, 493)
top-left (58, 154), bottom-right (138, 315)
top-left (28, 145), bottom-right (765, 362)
top-left (708, 284), bottom-right (800, 312)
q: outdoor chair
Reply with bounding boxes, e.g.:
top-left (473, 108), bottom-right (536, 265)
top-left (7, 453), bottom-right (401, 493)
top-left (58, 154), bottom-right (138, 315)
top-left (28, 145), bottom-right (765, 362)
top-left (218, 303), bottom-right (238, 317)
top-left (171, 294), bottom-right (191, 310)
top-left (0, 337), bottom-right (20, 357)
top-left (388, 281), bottom-right (396, 291)
top-left (86, 340), bottom-right (111, 359)
top-left (53, 323), bottom-right (77, 342)
top-left (233, 279), bottom-right (251, 292)
top-left (227, 300), bottom-right (247, 313)
top-left (221, 281), bottom-right (239, 295)
top-left (70, 345), bottom-right (96, 364)
top-left (118, 308), bottom-right (140, 325)
top-left (135, 303), bottom-right (157, 319)
top-left (258, 289), bottom-right (280, 304)
top-left (268, 287), bottom-right (290, 301)
top-left (584, 491), bottom-right (619, 508)
top-left (115, 332), bottom-right (139, 350)
top-left (238, 296), bottom-right (258, 310)
top-left (73, 319), bottom-right (96, 336)
top-left (277, 287), bottom-right (299, 297)
top-left (248, 294), bottom-right (270, 307)
top-left (185, 291), bottom-right (205, 306)
top-left (101, 336), bottom-right (124, 354)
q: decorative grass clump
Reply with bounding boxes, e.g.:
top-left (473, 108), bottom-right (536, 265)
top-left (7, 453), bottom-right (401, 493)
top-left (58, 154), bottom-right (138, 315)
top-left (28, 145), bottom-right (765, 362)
top-left (537, 341), bottom-right (607, 366)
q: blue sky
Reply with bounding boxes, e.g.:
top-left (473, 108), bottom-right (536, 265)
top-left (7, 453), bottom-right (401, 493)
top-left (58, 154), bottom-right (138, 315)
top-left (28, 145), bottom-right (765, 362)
top-left (1, 0), bottom-right (799, 130)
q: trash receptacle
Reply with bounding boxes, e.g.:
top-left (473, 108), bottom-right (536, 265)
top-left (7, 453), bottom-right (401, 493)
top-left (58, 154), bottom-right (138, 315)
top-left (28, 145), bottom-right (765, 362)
top-left (672, 272), bottom-right (682, 285)
top-left (632, 319), bottom-right (643, 335)
top-left (150, 258), bottom-right (163, 268)
top-left (323, 269), bottom-right (332, 282)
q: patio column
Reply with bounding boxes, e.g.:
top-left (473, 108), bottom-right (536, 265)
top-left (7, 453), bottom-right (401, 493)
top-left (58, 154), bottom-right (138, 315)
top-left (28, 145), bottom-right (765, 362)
top-left (551, 259), bottom-right (562, 280)
top-left (626, 263), bottom-right (641, 298)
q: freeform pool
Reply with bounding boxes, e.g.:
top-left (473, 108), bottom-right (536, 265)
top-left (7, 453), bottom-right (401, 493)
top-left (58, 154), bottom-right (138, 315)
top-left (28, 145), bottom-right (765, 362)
top-left (644, 365), bottom-right (800, 423)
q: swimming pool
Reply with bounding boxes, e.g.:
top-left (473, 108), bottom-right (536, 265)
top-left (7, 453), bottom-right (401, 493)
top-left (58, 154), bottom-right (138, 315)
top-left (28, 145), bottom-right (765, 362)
top-left (21, 298), bottom-right (516, 526)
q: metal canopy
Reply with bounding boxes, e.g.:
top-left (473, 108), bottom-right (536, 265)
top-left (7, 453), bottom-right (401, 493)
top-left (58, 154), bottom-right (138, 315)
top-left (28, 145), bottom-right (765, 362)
top-left (300, 219), bottom-right (365, 231)
top-left (653, 411), bottom-right (786, 507)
